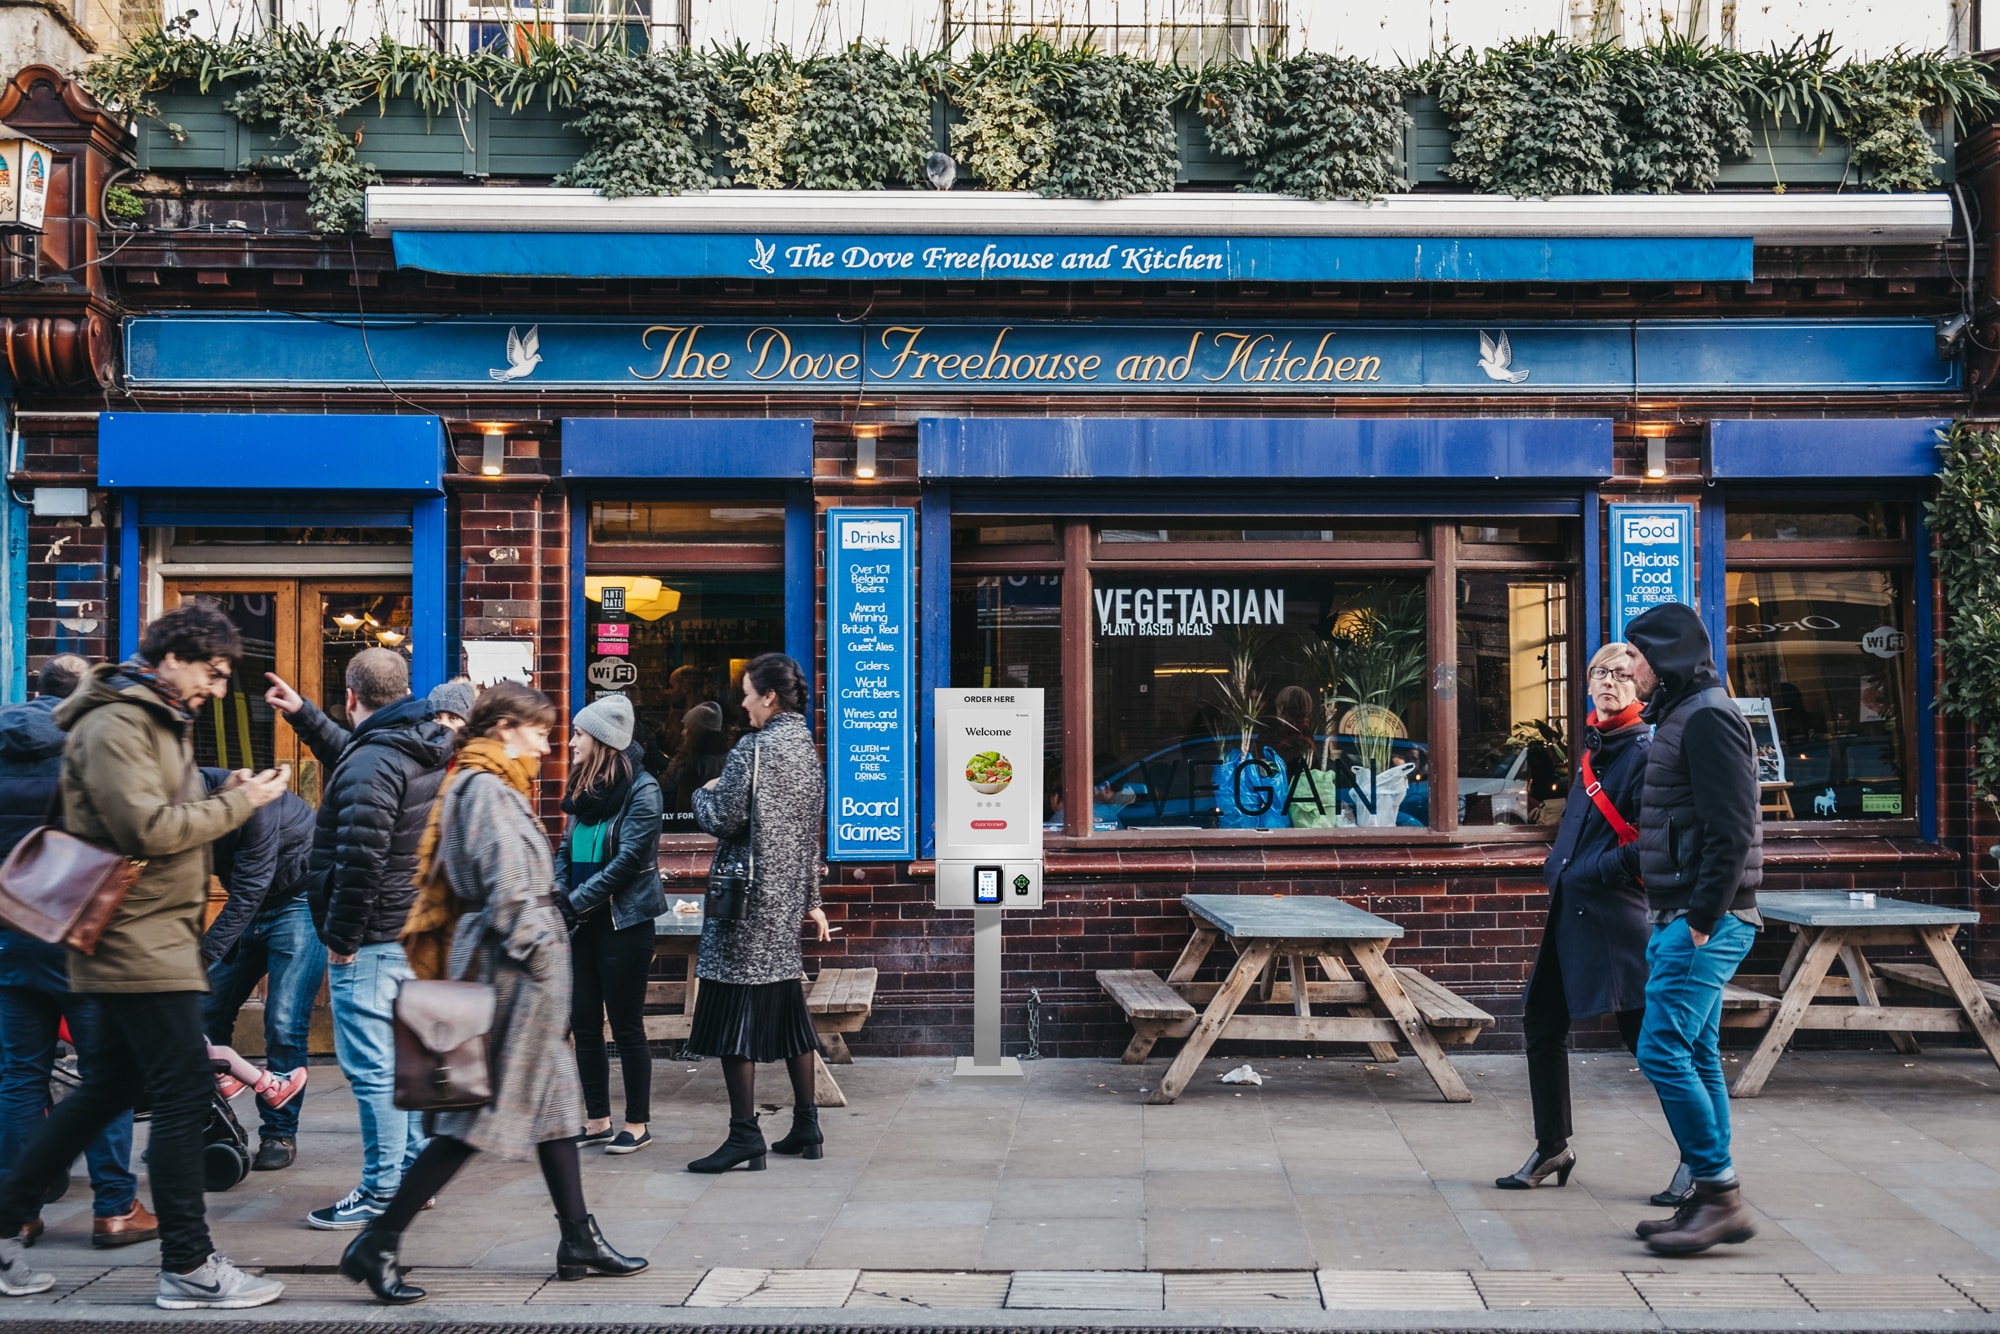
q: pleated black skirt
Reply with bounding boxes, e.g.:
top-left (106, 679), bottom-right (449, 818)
top-left (685, 978), bottom-right (823, 1062)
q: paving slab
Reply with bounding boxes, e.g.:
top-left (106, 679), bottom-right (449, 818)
top-left (1006, 1269), bottom-right (1165, 1310)
top-left (1785, 1272), bottom-right (1984, 1312)
top-left (687, 1266), bottom-right (860, 1307)
top-left (1471, 1271), bottom-right (1648, 1309)
top-left (1945, 1274), bottom-right (2000, 1312)
top-left (1162, 1270), bottom-right (1322, 1309)
top-left (1628, 1271), bottom-right (1813, 1312)
top-left (1316, 1268), bottom-right (1485, 1310)
top-left (846, 1270), bottom-right (1012, 1309)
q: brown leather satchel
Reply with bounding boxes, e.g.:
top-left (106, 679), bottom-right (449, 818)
top-left (0, 787), bottom-right (144, 954)
top-left (392, 978), bottom-right (495, 1111)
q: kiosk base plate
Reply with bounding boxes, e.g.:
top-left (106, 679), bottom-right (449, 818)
top-left (953, 1056), bottom-right (1024, 1084)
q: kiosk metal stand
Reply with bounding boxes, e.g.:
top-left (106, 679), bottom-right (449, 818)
top-left (934, 689), bottom-right (1044, 1084)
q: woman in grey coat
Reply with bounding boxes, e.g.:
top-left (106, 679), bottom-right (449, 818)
top-left (686, 653), bottom-right (830, 1173)
top-left (339, 684), bottom-right (645, 1305)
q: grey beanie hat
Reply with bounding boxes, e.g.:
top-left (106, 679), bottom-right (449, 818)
top-left (574, 693), bottom-right (635, 751)
top-left (428, 680), bottom-right (476, 721)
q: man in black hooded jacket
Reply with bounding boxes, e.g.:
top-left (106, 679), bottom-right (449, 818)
top-left (1622, 603), bottom-right (1761, 1257)
top-left (265, 650), bottom-right (451, 1231)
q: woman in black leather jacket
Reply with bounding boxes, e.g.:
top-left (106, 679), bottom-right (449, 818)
top-left (556, 694), bottom-right (667, 1156)
top-left (1497, 643), bottom-right (1670, 1198)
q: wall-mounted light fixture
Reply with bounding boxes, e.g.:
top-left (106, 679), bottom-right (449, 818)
top-left (1636, 423), bottom-right (1672, 480)
top-left (0, 126), bottom-right (53, 233)
top-left (481, 427), bottom-right (506, 476)
top-left (854, 425), bottom-right (880, 480)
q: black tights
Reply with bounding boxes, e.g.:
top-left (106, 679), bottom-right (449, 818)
top-left (376, 1135), bottom-right (587, 1233)
top-left (721, 1054), bottom-right (817, 1121)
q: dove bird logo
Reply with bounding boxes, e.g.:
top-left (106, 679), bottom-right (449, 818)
top-left (748, 238), bottom-right (776, 275)
top-left (490, 325), bottom-right (542, 382)
top-left (1477, 330), bottom-right (1529, 383)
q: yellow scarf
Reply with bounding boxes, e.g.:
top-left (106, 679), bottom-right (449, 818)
top-left (400, 738), bottom-right (540, 980)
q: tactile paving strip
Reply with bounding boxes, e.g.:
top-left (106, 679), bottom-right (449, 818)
top-left (1946, 1275), bottom-right (2000, 1313)
top-left (527, 1268), bottom-right (705, 1305)
top-left (1787, 1273), bottom-right (1982, 1312)
top-left (1630, 1271), bottom-right (1812, 1312)
top-left (1316, 1269), bottom-right (1483, 1310)
top-left (1472, 1271), bottom-right (1646, 1309)
top-left (1006, 1270), bottom-right (1166, 1310)
top-left (847, 1271), bottom-right (1012, 1309)
top-left (1163, 1271), bottom-right (1322, 1309)
top-left (11, 1267), bottom-right (111, 1306)
top-left (687, 1267), bottom-right (860, 1307)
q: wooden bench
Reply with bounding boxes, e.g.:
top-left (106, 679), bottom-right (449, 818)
top-left (1873, 961), bottom-right (2000, 1009)
top-left (807, 967), bottom-right (879, 1065)
top-left (1720, 980), bottom-right (1782, 1028)
top-left (1098, 969), bottom-right (1199, 1063)
top-left (1390, 968), bottom-right (1496, 1046)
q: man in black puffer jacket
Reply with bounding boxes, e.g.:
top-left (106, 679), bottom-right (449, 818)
top-left (1623, 603), bottom-right (1762, 1258)
top-left (265, 650), bottom-right (451, 1231)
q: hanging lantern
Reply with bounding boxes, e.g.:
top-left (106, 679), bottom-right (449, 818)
top-left (0, 127), bottom-right (52, 232)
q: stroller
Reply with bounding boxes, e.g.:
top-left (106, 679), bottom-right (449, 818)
top-left (202, 1060), bottom-right (253, 1192)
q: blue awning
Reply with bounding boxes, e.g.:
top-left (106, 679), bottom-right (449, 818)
top-left (920, 417), bottom-right (1614, 481)
top-left (99, 413), bottom-right (445, 492)
top-left (562, 418), bottom-right (814, 478)
top-left (396, 232), bottom-right (1754, 284)
top-left (1707, 418), bottom-right (1949, 478)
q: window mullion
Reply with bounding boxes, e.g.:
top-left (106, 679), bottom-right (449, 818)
top-left (1430, 521), bottom-right (1461, 834)
top-left (1062, 520), bottom-right (1095, 839)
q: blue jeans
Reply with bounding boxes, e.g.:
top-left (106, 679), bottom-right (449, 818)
top-left (0, 986), bottom-right (138, 1217)
top-left (328, 942), bottom-right (425, 1199)
top-left (1637, 915), bottom-right (1757, 1182)
top-left (206, 896), bottom-right (328, 1140)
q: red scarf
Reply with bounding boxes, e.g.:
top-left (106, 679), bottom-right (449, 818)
top-left (1587, 701), bottom-right (1645, 734)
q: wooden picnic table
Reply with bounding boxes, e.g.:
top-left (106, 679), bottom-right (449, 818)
top-left (1103, 893), bottom-right (1492, 1106)
top-left (1725, 891), bottom-right (2000, 1097)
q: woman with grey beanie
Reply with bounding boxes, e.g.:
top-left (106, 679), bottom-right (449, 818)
top-left (686, 654), bottom-right (829, 1173)
top-left (556, 693), bottom-right (667, 1155)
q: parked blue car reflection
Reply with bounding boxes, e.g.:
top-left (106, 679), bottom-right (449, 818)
top-left (1090, 734), bottom-right (1431, 829)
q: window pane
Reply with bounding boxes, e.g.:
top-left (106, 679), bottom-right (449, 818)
top-left (172, 526), bottom-right (409, 546)
top-left (950, 574), bottom-right (1065, 826)
top-left (588, 501), bottom-right (785, 545)
top-left (1456, 575), bottom-right (1572, 827)
top-left (1099, 520), bottom-right (1419, 544)
top-left (1726, 570), bottom-right (1911, 821)
top-left (952, 521), bottom-right (1056, 549)
top-left (584, 571), bottom-right (784, 832)
top-left (1461, 519), bottom-right (1564, 546)
top-left (1729, 504), bottom-right (1907, 542)
top-left (1090, 578), bottom-right (1430, 831)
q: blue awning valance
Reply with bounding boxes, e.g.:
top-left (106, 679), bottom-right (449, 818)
top-left (561, 418), bottom-right (814, 478)
top-left (1707, 418), bottom-right (1949, 479)
top-left (919, 417), bottom-right (1614, 481)
top-left (99, 413), bottom-right (446, 492)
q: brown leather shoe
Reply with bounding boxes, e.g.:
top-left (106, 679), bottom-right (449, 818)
top-left (1643, 1180), bottom-right (1756, 1255)
top-left (91, 1201), bottom-right (159, 1249)
top-left (15, 1218), bottom-right (43, 1248)
top-left (1635, 1197), bottom-right (1693, 1239)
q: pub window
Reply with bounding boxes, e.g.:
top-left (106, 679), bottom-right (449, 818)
top-left (950, 574), bottom-right (1066, 824)
top-left (583, 499), bottom-right (785, 833)
top-left (1456, 575), bottom-right (1572, 827)
top-left (1722, 504), bottom-right (1916, 824)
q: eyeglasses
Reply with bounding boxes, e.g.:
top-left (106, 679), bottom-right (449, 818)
top-left (198, 660), bottom-right (233, 687)
top-left (1587, 667), bottom-right (1635, 684)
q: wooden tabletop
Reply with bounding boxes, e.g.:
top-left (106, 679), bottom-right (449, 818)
top-left (655, 906), bottom-right (705, 937)
top-left (1182, 893), bottom-right (1403, 941)
top-left (1755, 892), bottom-right (1979, 929)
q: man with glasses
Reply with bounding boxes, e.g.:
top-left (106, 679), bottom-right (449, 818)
top-left (0, 603), bottom-right (292, 1308)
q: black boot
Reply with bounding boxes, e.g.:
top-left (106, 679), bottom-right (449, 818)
top-left (339, 1226), bottom-right (426, 1304)
top-left (687, 1116), bottom-right (767, 1174)
top-left (556, 1214), bottom-right (649, 1281)
top-left (1650, 1160), bottom-right (1695, 1207)
top-left (771, 1105), bottom-right (823, 1159)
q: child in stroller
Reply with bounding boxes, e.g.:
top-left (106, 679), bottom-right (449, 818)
top-left (208, 1042), bottom-right (306, 1110)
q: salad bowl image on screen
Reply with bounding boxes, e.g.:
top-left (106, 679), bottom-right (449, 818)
top-left (966, 752), bottom-right (1014, 795)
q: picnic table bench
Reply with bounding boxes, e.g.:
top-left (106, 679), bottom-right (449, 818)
top-left (1723, 892), bottom-right (2000, 1097)
top-left (1100, 893), bottom-right (1493, 1105)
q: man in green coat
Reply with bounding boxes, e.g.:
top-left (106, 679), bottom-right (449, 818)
top-left (0, 603), bottom-right (290, 1310)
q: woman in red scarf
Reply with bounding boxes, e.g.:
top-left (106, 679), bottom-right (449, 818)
top-left (1497, 643), bottom-right (1678, 1203)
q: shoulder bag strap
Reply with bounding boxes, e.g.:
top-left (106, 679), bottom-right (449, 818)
top-left (1578, 747), bottom-right (1640, 847)
top-left (745, 738), bottom-right (761, 883)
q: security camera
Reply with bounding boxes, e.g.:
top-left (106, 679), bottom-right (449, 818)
top-left (1936, 312), bottom-right (1971, 360)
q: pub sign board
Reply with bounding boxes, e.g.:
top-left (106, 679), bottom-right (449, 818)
top-left (827, 509), bottom-right (915, 861)
top-left (1609, 503), bottom-right (1696, 641)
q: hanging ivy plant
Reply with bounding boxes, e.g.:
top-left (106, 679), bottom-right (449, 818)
top-left (793, 45), bottom-right (938, 190)
top-left (1929, 423), bottom-right (2000, 812)
top-left (221, 27), bottom-right (388, 233)
top-left (1037, 48), bottom-right (1177, 199)
top-left (948, 35), bottom-right (1063, 192)
top-left (1196, 51), bottom-right (1412, 201)
top-left (1605, 36), bottom-right (1751, 192)
top-left (1423, 37), bottom-right (1627, 196)
top-left (555, 45), bottom-right (722, 196)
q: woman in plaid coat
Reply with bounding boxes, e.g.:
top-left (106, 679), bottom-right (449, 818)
top-left (338, 684), bottom-right (647, 1305)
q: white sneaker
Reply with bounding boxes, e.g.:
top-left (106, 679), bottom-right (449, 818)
top-left (155, 1254), bottom-right (284, 1310)
top-left (0, 1238), bottom-right (53, 1297)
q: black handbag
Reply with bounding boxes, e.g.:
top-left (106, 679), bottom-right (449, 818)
top-left (706, 740), bottom-right (760, 923)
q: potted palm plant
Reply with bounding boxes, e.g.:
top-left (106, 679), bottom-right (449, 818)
top-left (1209, 628), bottom-right (1287, 829)
top-left (1327, 584), bottom-right (1426, 826)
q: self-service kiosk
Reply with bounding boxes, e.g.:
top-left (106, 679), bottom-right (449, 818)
top-left (934, 689), bottom-right (1044, 1082)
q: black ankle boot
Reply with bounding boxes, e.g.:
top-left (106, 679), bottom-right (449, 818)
top-left (339, 1226), bottom-right (426, 1304)
top-left (687, 1116), bottom-right (767, 1174)
top-left (771, 1105), bottom-right (823, 1159)
top-left (555, 1214), bottom-right (649, 1281)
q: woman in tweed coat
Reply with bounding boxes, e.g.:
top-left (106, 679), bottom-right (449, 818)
top-left (339, 684), bottom-right (645, 1305)
top-left (686, 653), bottom-right (830, 1173)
